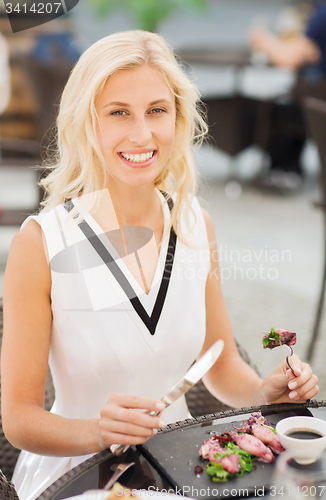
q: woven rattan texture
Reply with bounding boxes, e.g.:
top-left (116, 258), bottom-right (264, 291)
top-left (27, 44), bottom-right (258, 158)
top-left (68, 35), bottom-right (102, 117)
top-left (0, 298), bottom-right (55, 479)
top-left (36, 449), bottom-right (113, 500)
top-left (0, 469), bottom-right (19, 499)
top-left (185, 338), bottom-right (260, 417)
top-left (158, 400), bottom-right (326, 433)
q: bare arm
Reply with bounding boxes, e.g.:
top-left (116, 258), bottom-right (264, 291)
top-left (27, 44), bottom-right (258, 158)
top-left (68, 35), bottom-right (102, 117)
top-left (249, 30), bottom-right (321, 70)
top-left (2, 220), bottom-right (164, 457)
top-left (199, 208), bottom-right (319, 407)
top-left (199, 209), bottom-right (264, 408)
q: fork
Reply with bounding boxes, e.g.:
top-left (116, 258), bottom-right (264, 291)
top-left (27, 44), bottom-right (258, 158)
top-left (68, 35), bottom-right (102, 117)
top-left (81, 462), bottom-right (135, 500)
top-left (282, 344), bottom-right (295, 375)
top-left (263, 331), bottom-right (296, 376)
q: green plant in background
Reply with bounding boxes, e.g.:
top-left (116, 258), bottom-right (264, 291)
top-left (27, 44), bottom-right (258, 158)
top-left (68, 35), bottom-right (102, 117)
top-left (87, 0), bottom-right (207, 33)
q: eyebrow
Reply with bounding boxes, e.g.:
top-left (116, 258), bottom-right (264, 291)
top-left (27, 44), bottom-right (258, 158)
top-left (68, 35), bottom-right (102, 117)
top-left (101, 98), bottom-right (173, 110)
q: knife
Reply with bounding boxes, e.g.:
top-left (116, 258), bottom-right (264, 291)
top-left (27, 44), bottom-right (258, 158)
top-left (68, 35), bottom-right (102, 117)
top-left (110, 339), bottom-right (224, 456)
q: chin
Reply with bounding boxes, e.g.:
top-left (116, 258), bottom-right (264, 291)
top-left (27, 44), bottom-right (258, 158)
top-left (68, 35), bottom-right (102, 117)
top-left (120, 171), bottom-right (161, 188)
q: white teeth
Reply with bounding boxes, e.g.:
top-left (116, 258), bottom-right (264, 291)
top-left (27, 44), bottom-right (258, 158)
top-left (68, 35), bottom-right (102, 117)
top-left (121, 151), bottom-right (154, 163)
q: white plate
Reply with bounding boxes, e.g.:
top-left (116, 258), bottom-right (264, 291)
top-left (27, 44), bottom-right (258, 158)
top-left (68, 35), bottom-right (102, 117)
top-left (63, 490), bottom-right (195, 500)
top-left (137, 491), bottom-right (194, 500)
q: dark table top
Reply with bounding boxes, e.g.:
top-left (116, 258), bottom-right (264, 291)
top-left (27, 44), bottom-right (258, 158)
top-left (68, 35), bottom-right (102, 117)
top-left (36, 401), bottom-right (326, 500)
top-left (176, 48), bottom-right (253, 67)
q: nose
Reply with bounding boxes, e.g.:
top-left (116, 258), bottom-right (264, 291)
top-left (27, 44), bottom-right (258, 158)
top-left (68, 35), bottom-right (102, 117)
top-left (128, 116), bottom-right (152, 146)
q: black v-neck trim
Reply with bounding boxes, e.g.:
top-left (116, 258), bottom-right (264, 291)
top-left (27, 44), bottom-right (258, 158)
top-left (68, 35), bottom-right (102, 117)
top-left (63, 193), bottom-right (176, 335)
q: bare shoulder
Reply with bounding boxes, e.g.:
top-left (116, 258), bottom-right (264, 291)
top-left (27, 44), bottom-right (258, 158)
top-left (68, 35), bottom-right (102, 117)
top-left (5, 219), bottom-right (51, 299)
top-left (7, 219), bottom-right (48, 270)
top-left (11, 218), bottom-right (42, 244)
top-left (200, 207), bottom-right (216, 244)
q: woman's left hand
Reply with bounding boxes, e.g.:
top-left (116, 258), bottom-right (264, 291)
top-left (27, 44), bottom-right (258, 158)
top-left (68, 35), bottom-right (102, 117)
top-left (260, 354), bottom-right (319, 404)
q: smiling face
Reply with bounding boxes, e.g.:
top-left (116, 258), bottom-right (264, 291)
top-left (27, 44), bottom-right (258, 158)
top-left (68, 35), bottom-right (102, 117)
top-left (95, 65), bottom-right (176, 189)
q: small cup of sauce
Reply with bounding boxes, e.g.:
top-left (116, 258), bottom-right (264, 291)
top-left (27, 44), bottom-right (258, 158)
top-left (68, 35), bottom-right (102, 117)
top-left (276, 416), bottom-right (326, 464)
top-left (285, 429), bottom-right (324, 440)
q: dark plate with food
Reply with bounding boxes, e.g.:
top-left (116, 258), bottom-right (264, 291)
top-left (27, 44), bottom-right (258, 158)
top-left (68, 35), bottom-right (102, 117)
top-left (139, 405), bottom-right (314, 499)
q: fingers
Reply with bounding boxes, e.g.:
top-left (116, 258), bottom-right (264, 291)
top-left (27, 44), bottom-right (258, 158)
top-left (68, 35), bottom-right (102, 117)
top-left (284, 353), bottom-right (302, 378)
top-left (262, 355), bottom-right (319, 406)
top-left (101, 404), bottom-right (165, 433)
top-left (109, 392), bottom-right (166, 413)
top-left (287, 363), bottom-right (319, 401)
top-left (98, 393), bottom-right (166, 449)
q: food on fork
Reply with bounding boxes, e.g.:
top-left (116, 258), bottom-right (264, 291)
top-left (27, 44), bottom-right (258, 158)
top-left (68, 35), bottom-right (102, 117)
top-left (262, 328), bottom-right (296, 350)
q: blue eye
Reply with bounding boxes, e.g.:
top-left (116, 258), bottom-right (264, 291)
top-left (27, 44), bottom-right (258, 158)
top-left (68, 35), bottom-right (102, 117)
top-left (111, 110), bottom-right (126, 116)
top-left (150, 108), bottom-right (165, 114)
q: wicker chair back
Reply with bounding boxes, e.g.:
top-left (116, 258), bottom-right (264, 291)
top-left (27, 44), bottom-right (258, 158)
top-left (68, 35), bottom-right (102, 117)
top-left (303, 97), bottom-right (326, 361)
top-left (185, 339), bottom-right (260, 417)
top-left (0, 469), bottom-right (19, 500)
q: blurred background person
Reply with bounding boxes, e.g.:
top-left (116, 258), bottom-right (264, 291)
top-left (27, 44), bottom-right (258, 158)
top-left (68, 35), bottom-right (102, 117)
top-left (249, 1), bottom-right (326, 193)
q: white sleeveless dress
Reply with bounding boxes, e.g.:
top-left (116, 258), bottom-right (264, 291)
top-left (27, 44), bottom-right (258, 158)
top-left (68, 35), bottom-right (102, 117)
top-left (12, 190), bottom-right (210, 500)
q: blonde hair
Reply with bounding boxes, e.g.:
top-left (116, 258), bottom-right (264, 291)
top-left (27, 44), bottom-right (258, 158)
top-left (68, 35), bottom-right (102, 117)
top-left (40, 30), bottom-right (208, 241)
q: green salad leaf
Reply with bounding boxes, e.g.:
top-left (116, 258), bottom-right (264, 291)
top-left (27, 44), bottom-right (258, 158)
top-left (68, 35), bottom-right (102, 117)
top-left (206, 463), bottom-right (229, 482)
top-left (262, 328), bottom-right (282, 349)
top-left (205, 442), bottom-right (256, 482)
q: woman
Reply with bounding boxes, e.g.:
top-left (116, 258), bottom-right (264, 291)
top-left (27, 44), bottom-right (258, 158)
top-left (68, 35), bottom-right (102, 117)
top-left (2, 31), bottom-right (318, 500)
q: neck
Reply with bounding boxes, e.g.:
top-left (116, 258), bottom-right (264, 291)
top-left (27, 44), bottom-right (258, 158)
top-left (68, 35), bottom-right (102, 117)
top-left (107, 182), bottom-right (161, 227)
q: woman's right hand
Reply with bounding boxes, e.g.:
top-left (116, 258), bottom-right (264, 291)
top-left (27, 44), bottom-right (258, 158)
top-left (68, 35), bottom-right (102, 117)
top-left (97, 393), bottom-right (166, 449)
